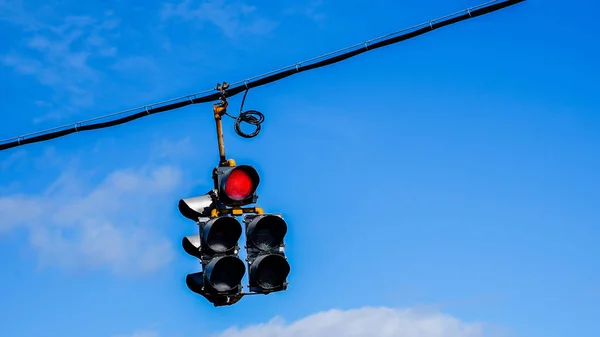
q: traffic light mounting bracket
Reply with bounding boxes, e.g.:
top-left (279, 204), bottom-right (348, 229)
top-left (205, 290), bottom-right (268, 307)
top-left (210, 206), bottom-right (264, 218)
top-left (214, 82), bottom-right (230, 166)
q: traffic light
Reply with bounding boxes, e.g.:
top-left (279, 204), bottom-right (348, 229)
top-left (184, 216), bottom-right (246, 306)
top-left (213, 164), bottom-right (260, 207)
top-left (243, 214), bottom-right (290, 294)
top-left (179, 192), bottom-right (246, 307)
top-left (179, 161), bottom-right (290, 305)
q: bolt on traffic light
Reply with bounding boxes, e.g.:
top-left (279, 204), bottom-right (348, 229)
top-left (213, 164), bottom-right (260, 207)
top-left (244, 214), bottom-right (290, 294)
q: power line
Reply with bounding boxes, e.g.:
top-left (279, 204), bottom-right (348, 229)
top-left (0, 0), bottom-right (525, 152)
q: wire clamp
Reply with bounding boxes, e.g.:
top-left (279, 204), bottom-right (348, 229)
top-left (216, 82), bottom-right (230, 107)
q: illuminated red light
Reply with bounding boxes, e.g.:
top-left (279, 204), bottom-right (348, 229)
top-left (224, 168), bottom-right (255, 201)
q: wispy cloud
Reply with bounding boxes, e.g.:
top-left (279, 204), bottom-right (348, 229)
top-left (160, 0), bottom-right (277, 38)
top-left (284, 0), bottom-right (326, 22)
top-left (121, 306), bottom-right (511, 337)
top-left (0, 139), bottom-right (195, 276)
top-left (213, 307), bottom-right (487, 337)
top-left (0, 1), bottom-right (121, 122)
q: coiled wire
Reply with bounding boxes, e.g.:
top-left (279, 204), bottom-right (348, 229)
top-left (225, 89), bottom-right (264, 139)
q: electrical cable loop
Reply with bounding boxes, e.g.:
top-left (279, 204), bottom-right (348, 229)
top-left (234, 109), bottom-right (264, 138)
top-left (226, 88), bottom-right (264, 139)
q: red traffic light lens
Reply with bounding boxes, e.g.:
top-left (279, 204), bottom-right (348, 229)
top-left (224, 167), bottom-right (256, 201)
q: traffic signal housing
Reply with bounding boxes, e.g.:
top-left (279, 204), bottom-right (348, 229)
top-left (243, 214), bottom-right (290, 294)
top-left (184, 216), bottom-right (246, 306)
top-left (213, 164), bottom-right (260, 207)
top-left (180, 163), bottom-right (290, 305)
top-left (179, 191), bottom-right (246, 307)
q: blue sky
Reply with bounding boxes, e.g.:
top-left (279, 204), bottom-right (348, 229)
top-left (0, 0), bottom-right (598, 336)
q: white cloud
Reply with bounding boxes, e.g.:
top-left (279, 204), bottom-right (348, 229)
top-left (213, 307), bottom-right (487, 337)
top-left (161, 0), bottom-right (277, 38)
top-left (120, 306), bottom-right (512, 337)
top-left (0, 140), bottom-right (193, 275)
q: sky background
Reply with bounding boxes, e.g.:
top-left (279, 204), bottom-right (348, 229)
top-left (0, 0), bottom-right (598, 337)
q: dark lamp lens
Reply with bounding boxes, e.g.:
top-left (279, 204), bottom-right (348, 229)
top-left (250, 254), bottom-right (290, 291)
top-left (207, 256), bottom-right (245, 292)
top-left (225, 168), bottom-right (254, 200)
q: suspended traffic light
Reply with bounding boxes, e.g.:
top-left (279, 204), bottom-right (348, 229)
top-left (179, 158), bottom-right (290, 304)
top-left (243, 214), bottom-right (290, 294)
top-left (179, 192), bottom-right (246, 307)
top-left (213, 164), bottom-right (260, 207)
top-left (186, 216), bottom-right (245, 294)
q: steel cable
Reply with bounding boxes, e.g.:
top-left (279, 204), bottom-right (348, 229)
top-left (0, 0), bottom-right (525, 152)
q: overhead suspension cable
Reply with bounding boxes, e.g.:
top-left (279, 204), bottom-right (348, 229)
top-left (0, 0), bottom-right (525, 152)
